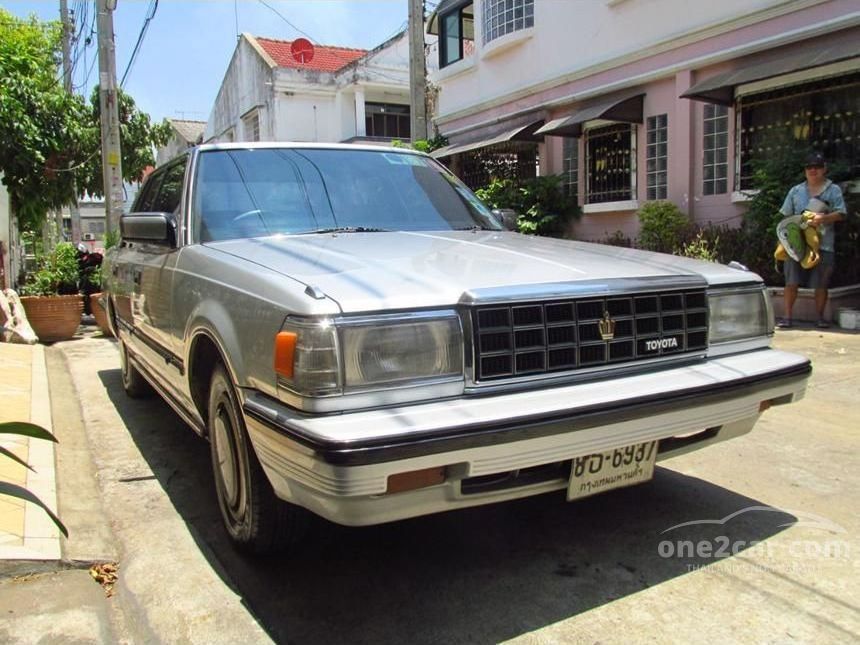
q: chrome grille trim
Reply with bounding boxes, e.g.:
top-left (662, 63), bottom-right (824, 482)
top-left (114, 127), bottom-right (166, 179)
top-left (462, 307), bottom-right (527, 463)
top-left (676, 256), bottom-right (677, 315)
top-left (471, 289), bottom-right (709, 382)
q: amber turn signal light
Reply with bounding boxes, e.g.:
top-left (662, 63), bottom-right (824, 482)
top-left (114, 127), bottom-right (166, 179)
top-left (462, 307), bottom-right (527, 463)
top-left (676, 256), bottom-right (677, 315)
top-left (274, 332), bottom-right (297, 378)
top-left (386, 466), bottom-right (447, 495)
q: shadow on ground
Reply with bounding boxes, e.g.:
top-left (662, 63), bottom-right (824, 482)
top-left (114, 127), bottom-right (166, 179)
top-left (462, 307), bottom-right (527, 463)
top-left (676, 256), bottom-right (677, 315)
top-left (98, 367), bottom-right (795, 644)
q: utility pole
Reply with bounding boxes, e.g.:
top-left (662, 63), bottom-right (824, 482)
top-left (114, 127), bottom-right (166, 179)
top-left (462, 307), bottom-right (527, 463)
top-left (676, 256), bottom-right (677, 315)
top-left (408, 0), bottom-right (428, 142)
top-left (96, 0), bottom-right (124, 236)
top-left (60, 0), bottom-right (82, 244)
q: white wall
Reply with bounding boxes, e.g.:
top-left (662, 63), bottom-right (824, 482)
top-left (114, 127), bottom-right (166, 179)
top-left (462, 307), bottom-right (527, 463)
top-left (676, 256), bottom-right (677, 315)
top-left (432, 0), bottom-right (792, 120)
top-left (0, 176), bottom-right (11, 288)
top-left (205, 36), bottom-right (274, 142)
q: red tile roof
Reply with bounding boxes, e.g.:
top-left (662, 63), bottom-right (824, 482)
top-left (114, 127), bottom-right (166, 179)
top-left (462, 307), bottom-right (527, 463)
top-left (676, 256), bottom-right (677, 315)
top-left (255, 37), bottom-right (367, 73)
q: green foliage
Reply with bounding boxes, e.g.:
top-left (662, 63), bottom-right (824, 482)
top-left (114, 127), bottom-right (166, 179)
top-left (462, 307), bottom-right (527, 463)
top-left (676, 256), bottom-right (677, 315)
top-left (390, 134), bottom-right (448, 153)
top-left (103, 229), bottom-right (120, 250)
top-left (636, 201), bottom-right (691, 253)
top-left (411, 133), bottom-right (448, 153)
top-left (0, 421), bottom-right (67, 537)
top-left (75, 86), bottom-right (172, 197)
top-left (680, 230), bottom-right (720, 262)
top-left (19, 242), bottom-right (79, 296)
top-left (475, 175), bottom-right (579, 236)
top-left (0, 9), bottom-right (89, 230)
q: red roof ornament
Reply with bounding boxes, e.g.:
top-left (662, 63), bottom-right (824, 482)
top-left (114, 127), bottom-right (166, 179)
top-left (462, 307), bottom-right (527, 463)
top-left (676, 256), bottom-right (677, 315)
top-left (290, 38), bottom-right (315, 64)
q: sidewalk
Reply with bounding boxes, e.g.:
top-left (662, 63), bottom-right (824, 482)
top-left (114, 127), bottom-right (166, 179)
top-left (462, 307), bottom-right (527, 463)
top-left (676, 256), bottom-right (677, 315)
top-left (0, 342), bottom-right (61, 562)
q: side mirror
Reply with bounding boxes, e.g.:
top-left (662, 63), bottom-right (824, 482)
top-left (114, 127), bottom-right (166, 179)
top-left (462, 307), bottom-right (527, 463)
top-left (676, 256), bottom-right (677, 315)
top-left (120, 212), bottom-right (177, 247)
top-left (491, 208), bottom-right (519, 231)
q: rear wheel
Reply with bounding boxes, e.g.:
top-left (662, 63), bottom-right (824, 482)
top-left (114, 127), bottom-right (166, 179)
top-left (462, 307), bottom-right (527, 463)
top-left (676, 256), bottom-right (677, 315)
top-left (119, 340), bottom-right (152, 398)
top-left (208, 364), bottom-right (306, 554)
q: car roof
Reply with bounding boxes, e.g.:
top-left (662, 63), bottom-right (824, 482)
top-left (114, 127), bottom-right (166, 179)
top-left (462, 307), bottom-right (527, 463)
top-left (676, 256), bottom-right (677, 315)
top-left (193, 141), bottom-right (426, 155)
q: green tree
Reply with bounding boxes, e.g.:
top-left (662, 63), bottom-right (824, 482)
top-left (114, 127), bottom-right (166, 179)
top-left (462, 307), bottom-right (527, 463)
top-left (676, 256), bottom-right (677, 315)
top-left (0, 9), bottom-right (88, 230)
top-left (75, 86), bottom-right (172, 197)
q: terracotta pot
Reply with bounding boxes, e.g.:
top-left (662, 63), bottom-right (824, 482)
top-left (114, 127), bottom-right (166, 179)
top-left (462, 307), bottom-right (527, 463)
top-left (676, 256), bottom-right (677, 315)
top-left (19, 295), bottom-right (83, 343)
top-left (89, 292), bottom-right (114, 337)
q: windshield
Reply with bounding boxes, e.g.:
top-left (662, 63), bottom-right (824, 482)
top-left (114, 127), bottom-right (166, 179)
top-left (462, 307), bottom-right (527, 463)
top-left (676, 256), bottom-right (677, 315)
top-left (191, 148), bottom-right (501, 242)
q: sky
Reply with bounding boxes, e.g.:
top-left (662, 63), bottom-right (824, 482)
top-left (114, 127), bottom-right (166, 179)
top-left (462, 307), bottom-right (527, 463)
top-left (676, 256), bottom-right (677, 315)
top-left (3, 0), bottom-right (412, 123)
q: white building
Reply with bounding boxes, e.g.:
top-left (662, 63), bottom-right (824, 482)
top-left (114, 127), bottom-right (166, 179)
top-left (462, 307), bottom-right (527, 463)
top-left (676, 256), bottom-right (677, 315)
top-left (204, 31), bottom-right (428, 145)
top-left (427, 0), bottom-right (859, 240)
top-left (157, 119), bottom-right (206, 166)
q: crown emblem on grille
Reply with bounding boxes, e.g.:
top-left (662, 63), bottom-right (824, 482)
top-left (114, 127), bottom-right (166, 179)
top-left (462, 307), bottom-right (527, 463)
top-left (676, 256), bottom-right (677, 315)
top-left (599, 311), bottom-right (616, 341)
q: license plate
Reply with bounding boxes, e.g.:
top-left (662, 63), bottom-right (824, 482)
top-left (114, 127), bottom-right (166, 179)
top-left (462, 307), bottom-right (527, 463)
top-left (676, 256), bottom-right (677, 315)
top-left (566, 441), bottom-right (657, 501)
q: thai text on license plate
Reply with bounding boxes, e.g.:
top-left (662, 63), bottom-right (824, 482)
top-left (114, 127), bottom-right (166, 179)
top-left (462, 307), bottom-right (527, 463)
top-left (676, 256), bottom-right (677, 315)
top-left (567, 441), bottom-right (657, 501)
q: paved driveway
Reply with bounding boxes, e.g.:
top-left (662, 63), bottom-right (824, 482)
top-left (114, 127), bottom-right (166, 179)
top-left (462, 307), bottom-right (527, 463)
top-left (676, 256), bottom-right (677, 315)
top-left (40, 328), bottom-right (860, 643)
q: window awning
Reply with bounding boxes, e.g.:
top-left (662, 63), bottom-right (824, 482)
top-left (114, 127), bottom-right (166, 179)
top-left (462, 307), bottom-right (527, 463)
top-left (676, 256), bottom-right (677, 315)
top-left (681, 41), bottom-right (860, 105)
top-left (535, 92), bottom-right (645, 137)
top-left (431, 120), bottom-right (545, 158)
top-left (427, 0), bottom-right (474, 35)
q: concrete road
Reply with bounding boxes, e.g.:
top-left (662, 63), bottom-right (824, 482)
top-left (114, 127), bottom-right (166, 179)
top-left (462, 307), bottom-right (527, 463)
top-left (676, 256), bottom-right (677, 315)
top-left (20, 329), bottom-right (860, 643)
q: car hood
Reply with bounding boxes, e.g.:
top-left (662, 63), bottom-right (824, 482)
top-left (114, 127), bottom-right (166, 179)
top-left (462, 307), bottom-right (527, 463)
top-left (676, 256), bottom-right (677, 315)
top-left (208, 231), bottom-right (758, 313)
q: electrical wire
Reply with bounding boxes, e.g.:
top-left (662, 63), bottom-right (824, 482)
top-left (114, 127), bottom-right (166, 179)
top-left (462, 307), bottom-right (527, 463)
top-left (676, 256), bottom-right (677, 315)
top-left (120, 0), bottom-right (159, 88)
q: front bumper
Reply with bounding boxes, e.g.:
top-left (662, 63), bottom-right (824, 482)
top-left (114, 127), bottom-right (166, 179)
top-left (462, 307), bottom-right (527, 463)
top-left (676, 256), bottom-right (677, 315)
top-left (243, 349), bottom-right (810, 525)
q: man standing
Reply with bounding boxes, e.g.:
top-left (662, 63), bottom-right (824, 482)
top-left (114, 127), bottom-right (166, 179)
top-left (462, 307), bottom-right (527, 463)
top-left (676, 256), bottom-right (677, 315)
top-left (777, 152), bottom-right (846, 329)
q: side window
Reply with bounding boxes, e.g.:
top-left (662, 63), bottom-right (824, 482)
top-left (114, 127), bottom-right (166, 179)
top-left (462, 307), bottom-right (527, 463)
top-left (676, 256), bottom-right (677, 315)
top-left (150, 160), bottom-right (187, 214)
top-left (132, 172), bottom-right (163, 212)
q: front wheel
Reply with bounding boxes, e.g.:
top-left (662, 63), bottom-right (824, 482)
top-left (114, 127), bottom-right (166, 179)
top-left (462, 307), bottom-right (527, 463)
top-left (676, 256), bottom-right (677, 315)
top-left (119, 340), bottom-right (152, 398)
top-left (208, 364), bottom-right (306, 554)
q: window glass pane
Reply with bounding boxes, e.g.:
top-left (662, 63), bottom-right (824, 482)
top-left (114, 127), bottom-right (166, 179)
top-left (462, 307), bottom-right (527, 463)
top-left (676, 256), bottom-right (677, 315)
top-left (586, 123), bottom-right (633, 204)
top-left (151, 162), bottom-right (186, 213)
top-left (483, 0), bottom-right (533, 43)
top-left (738, 72), bottom-right (860, 189)
top-left (442, 12), bottom-right (461, 66)
top-left (702, 103), bottom-right (729, 195)
top-left (646, 114), bottom-right (668, 200)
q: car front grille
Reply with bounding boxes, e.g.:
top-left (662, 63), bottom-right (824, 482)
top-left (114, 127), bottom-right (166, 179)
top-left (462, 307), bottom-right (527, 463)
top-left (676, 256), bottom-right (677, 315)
top-left (472, 289), bottom-right (708, 381)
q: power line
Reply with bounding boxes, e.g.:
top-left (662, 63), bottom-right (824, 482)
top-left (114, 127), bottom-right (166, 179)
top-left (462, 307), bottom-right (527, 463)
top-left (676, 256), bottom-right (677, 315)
top-left (120, 0), bottom-right (159, 88)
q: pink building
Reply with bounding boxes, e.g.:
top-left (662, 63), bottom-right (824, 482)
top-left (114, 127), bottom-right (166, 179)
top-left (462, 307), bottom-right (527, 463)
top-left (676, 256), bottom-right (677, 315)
top-left (427, 0), bottom-right (859, 241)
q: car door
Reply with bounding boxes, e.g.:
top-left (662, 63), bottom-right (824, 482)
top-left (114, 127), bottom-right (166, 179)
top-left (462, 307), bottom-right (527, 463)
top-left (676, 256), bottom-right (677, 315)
top-left (128, 158), bottom-right (188, 399)
top-left (112, 170), bottom-right (163, 333)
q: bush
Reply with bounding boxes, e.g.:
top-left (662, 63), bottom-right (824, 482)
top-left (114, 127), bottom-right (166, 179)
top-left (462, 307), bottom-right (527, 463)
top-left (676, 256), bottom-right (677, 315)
top-left (475, 175), bottom-right (579, 237)
top-left (636, 201), bottom-right (691, 253)
top-left (19, 242), bottom-right (80, 296)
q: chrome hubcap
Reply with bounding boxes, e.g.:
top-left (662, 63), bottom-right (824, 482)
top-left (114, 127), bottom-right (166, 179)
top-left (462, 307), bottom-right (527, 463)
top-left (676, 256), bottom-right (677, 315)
top-left (213, 406), bottom-right (239, 511)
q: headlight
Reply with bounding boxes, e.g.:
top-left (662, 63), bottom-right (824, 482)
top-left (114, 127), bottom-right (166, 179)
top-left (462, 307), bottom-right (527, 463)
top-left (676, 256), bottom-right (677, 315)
top-left (708, 289), bottom-right (772, 343)
top-left (341, 315), bottom-right (462, 389)
top-left (276, 311), bottom-right (463, 399)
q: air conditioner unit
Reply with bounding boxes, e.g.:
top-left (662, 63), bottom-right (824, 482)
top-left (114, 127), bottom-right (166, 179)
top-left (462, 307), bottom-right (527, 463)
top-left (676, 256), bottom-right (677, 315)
top-left (82, 233), bottom-right (95, 241)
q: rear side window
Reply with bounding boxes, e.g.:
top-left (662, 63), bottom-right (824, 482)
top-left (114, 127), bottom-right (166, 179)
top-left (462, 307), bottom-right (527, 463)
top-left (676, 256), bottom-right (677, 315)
top-left (150, 161), bottom-right (186, 214)
top-left (133, 172), bottom-right (163, 212)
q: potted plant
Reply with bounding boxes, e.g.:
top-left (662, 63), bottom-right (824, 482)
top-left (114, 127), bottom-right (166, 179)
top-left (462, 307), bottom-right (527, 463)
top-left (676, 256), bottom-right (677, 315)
top-left (18, 242), bottom-right (83, 343)
top-left (86, 230), bottom-right (118, 337)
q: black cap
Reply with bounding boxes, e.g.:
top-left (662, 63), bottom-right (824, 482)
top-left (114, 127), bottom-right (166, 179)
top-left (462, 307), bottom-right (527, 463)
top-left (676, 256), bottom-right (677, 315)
top-left (804, 151), bottom-right (826, 167)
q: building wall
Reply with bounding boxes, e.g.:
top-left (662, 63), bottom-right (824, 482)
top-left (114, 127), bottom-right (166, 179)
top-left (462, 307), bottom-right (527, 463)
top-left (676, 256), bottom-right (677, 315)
top-left (204, 36), bottom-right (275, 143)
top-left (430, 0), bottom-right (859, 241)
top-left (0, 176), bottom-right (11, 288)
top-left (433, 0), bottom-right (794, 121)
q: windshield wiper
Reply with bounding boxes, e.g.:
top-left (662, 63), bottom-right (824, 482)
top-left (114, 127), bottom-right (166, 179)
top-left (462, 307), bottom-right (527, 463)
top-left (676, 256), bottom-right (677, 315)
top-left (453, 225), bottom-right (496, 231)
top-left (300, 226), bottom-right (391, 234)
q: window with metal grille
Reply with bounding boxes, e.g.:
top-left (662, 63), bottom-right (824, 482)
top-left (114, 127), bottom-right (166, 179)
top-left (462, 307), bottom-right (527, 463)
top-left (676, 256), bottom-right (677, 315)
top-left (586, 123), bottom-right (635, 204)
top-left (242, 111), bottom-right (260, 142)
top-left (562, 137), bottom-right (578, 199)
top-left (646, 114), bottom-right (668, 199)
top-left (703, 104), bottom-right (729, 195)
top-left (738, 72), bottom-right (860, 189)
top-left (482, 0), bottom-right (534, 44)
top-left (440, 3), bottom-right (474, 67)
top-left (365, 103), bottom-right (411, 139)
top-left (457, 142), bottom-right (538, 190)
